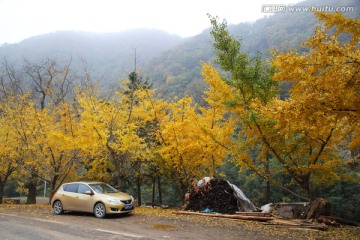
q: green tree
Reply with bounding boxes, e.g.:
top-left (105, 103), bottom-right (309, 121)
top-left (208, 15), bottom-right (278, 200)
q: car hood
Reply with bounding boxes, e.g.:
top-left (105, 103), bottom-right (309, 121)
top-left (100, 192), bottom-right (132, 200)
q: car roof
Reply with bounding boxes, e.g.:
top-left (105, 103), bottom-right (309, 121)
top-left (62, 181), bottom-right (105, 185)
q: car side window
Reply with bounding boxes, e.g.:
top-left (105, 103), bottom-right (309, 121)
top-left (78, 184), bottom-right (91, 194)
top-left (64, 184), bottom-right (78, 193)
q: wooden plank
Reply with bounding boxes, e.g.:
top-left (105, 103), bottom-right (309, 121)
top-left (234, 211), bottom-right (271, 217)
top-left (263, 219), bottom-right (329, 230)
top-left (318, 215), bottom-right (360, 226)
top-left (264, 224), bottom-right (329, 230)
top-left (172, 210), bottom-right (274, 221)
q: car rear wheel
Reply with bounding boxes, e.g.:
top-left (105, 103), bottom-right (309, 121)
top-left (94, 203), bottom-right (106, 218)
top-left (53, 200), bottom-right (63, 215)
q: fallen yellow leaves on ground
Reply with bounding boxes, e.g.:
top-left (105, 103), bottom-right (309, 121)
top-left (0, 204), bottom-right (359, 240)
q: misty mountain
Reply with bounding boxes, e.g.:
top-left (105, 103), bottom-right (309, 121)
top-left (0, 0), bottom-right (358, 98)
top-left (0, 29), bottom-right (183, 83)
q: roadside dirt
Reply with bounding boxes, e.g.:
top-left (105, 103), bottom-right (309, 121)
top-left (0, 204), bottom-right (359, 240)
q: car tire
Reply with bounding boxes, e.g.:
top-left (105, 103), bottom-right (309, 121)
top-left (94, 203), bottom-right (106, 218)
top-left (53, 200), bottom-right (64, 215)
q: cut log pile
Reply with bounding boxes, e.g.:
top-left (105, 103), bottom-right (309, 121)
top-left (183, 177), bottom-right (255, 214)
top-left (176, 178), bottom-right (360, 230)
top-left (303, 197), bottom-right (331, 220)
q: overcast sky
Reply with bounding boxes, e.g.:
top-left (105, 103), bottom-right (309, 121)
top-left (0, 0), bottom-right (302, 44)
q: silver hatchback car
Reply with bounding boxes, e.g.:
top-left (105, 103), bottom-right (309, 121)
top-left (51, 181), bottom-right (135, 218)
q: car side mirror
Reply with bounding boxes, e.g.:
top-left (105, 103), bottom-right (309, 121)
top-left (85, 190), bottom-right (94, 196)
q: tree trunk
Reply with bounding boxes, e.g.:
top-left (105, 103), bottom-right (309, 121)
top-left (0, 181), bottom-right (4, 204)
top-left (266, 180), bottom-right (271, 203)
top-left (157, 176), bottom-right (162, 205)
top-left (152, 177), bottom-right (156, 206)
top-left (266, 153), bottom-right (271, 203)
top-left (117, 174), bottom-right (123, 192)
top-left (26, 177), bottom-right (38, 204)
top-left (136, 177), bottom-right (142, 207)
top-left (0, 165), bottom-right (16, 204)
top-left (301, 176), bottom-right (313, 200)
top-left (179, 180), bottom-right (188, 205)
top-left (49, 175), bottom-right (59, 203)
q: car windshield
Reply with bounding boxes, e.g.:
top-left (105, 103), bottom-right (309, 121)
top-left (89, 183), bottom-right (118, 194)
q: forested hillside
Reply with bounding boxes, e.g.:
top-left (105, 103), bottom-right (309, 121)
top-left (145, 0), bottom-right (359, 100)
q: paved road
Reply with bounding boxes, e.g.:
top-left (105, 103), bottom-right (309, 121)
top-left (0, 213), bottom-right (154, 240)
top-left (0, 206), bottom-right (283, 240)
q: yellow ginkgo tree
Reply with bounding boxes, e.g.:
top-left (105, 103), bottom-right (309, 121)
top-left (0, 96), bottom-right (20, 204)
top-left (208, 12), bottom-right (359, 199)
top-left (157, 64), bottom-right (236, 200)
top-left (273, 11), bottom-right (360, 161)
top-left (4, 95), bottom-right (81, 200)
top-left (158, 97), bottom-right (207, 197)
top-left (77, 72), bottom-right (155, 190)
top-left (268, 12), bottom-right (359, 197)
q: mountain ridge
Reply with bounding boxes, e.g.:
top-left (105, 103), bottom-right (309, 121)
top-left (0, 28), bottom-right (184, 84)
top-left (0, 0), bottom-right (358, 97)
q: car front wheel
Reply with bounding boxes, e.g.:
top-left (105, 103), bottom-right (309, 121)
top-left (94, 203), bottom-right (106, 218)
top-left (53, 200), bottom-right (63, 215)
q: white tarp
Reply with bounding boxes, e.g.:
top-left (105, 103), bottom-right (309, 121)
top-left (227, 181), bottom-right (257, 211)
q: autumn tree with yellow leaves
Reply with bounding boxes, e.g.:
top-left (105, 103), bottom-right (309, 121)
top-left (1, 93), bottom-right (81, 201)
top-left (0, 97), bottom-right (20, 204)
top-left (273, 12), bottom-right (360, 161)
top-left (157, 65), bottom-right (236, 200)
top-left (0, 62), bottom-right (23, 204)
top-left (208, 12), bottom-right (359, 199)
top-left (270, 12), bottom-right (359, 198)
top-left (24, 59), bottom-right (78, 203)
top-left (77, 71), bottom-right (156, 192)
top-left (0, 59), bottom-right (81, 203)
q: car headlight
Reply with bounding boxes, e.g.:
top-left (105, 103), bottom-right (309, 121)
top-left (107, 198), bottom-right (121, 204)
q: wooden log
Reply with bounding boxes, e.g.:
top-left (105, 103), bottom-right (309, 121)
top-left (303, 198), bottom-right (330, 219)
top-left (318, 215), bottom-right (360, 226)
top-left (234, 211), bottom-right (271, 217)
top-left (267, 219), bottom-right (305, 226)
top-left (263, 219), bottom-right (329, 230)
top-left (263, 223), bottom-right (329, 231)
top-left (172, 210), bottom-right (274, 221)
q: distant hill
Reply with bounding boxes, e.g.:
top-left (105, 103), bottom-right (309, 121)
top-left (0, 0), bottom-right (358, 98)
top-left (0, 29), bottom-right (183, 84)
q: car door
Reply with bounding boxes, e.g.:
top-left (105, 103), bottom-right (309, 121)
top-left (60, 183), bottom-right (79, 211)
top-left (75, 184), bottom-right (95, 212)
